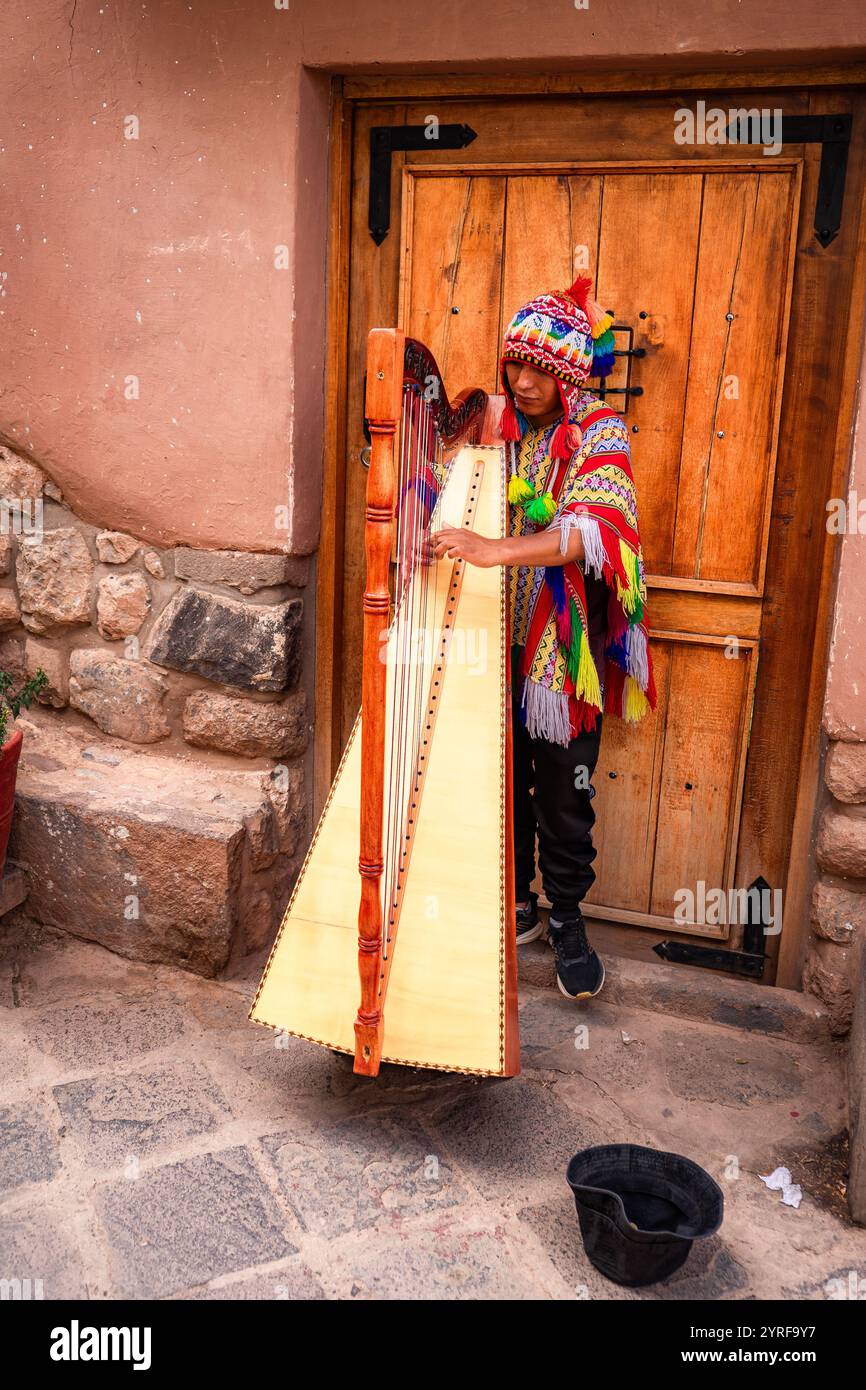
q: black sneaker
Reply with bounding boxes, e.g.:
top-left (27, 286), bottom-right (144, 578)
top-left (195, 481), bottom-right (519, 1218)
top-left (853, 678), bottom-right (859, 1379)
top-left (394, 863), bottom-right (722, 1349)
top-left (547, 912), bottom-right (605, 999)
top-left (515, 891), bottom-right (543, 945)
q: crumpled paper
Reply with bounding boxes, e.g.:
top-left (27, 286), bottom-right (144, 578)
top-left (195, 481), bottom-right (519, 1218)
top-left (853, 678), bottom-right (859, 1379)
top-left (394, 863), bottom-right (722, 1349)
top-left (759, 1165), bottom-right (803, 1209)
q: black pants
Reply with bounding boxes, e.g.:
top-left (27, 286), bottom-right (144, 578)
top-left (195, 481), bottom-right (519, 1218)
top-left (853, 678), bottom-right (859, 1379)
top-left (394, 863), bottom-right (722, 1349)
top-left (511, 646), bottom-right (603, 921)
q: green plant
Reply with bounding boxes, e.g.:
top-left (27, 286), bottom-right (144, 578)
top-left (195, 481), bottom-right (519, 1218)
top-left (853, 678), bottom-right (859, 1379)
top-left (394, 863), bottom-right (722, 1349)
top-left (0, 667), bottom-right (49, 747)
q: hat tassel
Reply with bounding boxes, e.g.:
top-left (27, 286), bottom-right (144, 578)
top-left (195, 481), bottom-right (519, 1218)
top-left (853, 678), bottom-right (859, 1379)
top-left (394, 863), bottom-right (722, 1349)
top-left (550, 420), bottom-right (574, 460)
top-left (500, 397), bottom-right (522, 442)
top-left (567, 273), bottom-right (609, 330)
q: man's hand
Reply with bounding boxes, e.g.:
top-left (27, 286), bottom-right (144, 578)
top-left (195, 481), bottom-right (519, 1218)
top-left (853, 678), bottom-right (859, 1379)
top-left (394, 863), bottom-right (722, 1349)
top-left (431, 524), bottom-right (502, 568)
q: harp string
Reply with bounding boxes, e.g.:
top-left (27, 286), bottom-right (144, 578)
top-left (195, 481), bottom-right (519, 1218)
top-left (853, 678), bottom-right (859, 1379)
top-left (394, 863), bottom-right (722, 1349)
top-left (380, 380), bottom-right (445, 979)
top-left (382, 384), bottom-right (414, 968)
top-left (381, 388), bottom-right (410, 962)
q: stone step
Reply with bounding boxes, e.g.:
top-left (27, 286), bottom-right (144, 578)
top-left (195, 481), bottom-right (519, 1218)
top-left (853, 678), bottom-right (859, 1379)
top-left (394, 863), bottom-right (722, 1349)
top-left (9, 716), bottom-right (304, 978)
top-left (519, 938), bottom-right (832, 1047)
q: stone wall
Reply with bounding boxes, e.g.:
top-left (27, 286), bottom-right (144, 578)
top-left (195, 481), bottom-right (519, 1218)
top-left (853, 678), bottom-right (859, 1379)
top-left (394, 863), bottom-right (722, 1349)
top-left (807, 746), bottom-right (866, 1036)
top-left (0, 445), bottom-right (311, 977)
top-left (805, 370), bottom-right (866, 1036)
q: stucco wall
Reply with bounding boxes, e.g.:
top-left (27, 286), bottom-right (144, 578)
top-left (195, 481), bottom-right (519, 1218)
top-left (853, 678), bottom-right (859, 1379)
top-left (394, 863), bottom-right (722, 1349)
top-left (1, 2), bottom-right (325, 553)
top-left (2, 0), bottom-right (866, 555)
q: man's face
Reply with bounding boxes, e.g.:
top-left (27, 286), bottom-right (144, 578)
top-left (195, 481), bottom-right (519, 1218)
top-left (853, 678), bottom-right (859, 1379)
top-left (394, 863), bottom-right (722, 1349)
top-left (505, 361), bottom-right (561, 422)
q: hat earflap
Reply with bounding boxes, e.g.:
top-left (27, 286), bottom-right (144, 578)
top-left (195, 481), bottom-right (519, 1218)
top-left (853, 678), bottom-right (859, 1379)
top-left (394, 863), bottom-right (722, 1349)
top-left (499, 381), bottom-right (523, 442)
top-left (567, 275), bottom-right (617, 380)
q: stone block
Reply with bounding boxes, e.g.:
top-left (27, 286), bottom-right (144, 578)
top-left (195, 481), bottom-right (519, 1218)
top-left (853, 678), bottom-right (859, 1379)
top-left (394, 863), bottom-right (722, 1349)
top-left (95, 530), bottom-right (140, 564)
top-left (260, 1113), bottom-right (464, 1240)
top-left (93, 1147), bottom-right (295, 1298)
top-left (848, 944), bottom-right (866, 1224)
top-left (174, 547), bottom-right (300, 594)
top-left (264, 763), bottom-right (306, 856)
top-left (69, 649), bottom-right (170, 742)
top-left (0, 1203), bottom-right (87, 1299)
top-left (11, 721), bottom-right (281, 975)
top-left (0, 587), bottom-right (20, 629)
top-left (0, 534), bottom-right (14, 576)
top-left (243, 805), bottom-right (279, 871)
top-left (183, 688), bottom-right (308, 758)
top-left (96, 572), bottom-right (151, 639)
top-left (817, 808), bottom-right (866, 879)
top-left (825, 740), bottom-right (866, 804)
top-left (52, 1062), bottom-right (231, 1169)
top-left (0, 635), bottom-right (25, 682)
top-left (0, 446), bottom-right (46, 499)
top-left (21, 996), bottom-right (188, 1069)
top-left (810, 879), bottom-right (866, 944)
top-left (147, 588), bottom-right (301, 692)
top-left (142, 549), bottom-right (165, 579)
top-left (803, 937), bottom-right (856, 1035)
top-left (15, 527), bottom-right (93, 634)
top-left (332, 1216), bottom-right (535, 1301)
top-left (0, 1101), bottom-right (60, 1197)
top-left (24, 638), bottom-right (69, 708)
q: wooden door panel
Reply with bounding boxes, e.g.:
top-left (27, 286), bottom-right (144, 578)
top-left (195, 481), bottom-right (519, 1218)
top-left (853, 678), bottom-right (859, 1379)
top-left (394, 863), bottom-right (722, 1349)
top-left (586, 637), bottom-right (755, 928)
top-left (673, 170), bottom-right (798, 589)
top-left (402, 174), bottom-right (506, 396)
top-left (585, 642), bottom-right (669, 914)
top-left (499, 175), bottom-right (603, 362)
top-left (396, 94), bottom-right (812, 169)
top-left (593, 172), bottom-right (705, 578)
top-left (648, 639), bottom-right (754, 919)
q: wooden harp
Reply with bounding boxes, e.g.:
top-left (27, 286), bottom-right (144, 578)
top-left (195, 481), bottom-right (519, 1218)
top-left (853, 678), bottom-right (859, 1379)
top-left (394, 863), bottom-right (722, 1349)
top-left (249, 330), bottom-right (519, 1077)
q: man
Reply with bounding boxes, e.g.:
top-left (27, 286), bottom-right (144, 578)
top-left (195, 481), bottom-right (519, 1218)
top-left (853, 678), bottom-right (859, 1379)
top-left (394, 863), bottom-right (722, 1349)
top-left (434, 273), bottom-right (655, 1001)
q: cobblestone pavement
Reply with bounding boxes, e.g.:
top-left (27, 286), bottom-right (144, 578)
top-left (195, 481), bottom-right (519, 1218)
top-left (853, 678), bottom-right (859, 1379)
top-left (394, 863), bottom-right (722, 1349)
top-left (1, 918), bottom-right (864, 1301)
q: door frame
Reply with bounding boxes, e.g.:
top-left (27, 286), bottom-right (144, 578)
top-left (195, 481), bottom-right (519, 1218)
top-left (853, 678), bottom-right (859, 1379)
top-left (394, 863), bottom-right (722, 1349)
top-left (314, 68), bottom-right (866, 987)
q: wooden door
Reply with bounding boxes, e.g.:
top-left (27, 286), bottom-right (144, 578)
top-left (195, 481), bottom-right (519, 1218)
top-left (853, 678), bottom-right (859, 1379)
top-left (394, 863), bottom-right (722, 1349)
top-left (321, 86), bottom-right (866, 971)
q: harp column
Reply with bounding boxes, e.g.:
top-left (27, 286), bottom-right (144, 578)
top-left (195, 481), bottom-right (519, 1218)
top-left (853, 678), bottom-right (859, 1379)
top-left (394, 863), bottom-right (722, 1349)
top-left (354, 329), bottom-right (405, 1076)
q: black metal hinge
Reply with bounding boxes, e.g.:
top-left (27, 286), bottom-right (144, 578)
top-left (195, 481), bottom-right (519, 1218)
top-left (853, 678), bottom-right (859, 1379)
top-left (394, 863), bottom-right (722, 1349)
top-left (653, 876), bottom-right (772, 979)
top-left (723, 113), bottom-right (852, 247)
top-left (369, 123), bottom-right (477, 245)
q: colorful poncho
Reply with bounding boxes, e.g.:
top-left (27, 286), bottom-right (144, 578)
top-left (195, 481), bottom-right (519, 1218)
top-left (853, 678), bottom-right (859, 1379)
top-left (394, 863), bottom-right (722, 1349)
top-left (508, 388), bottom-right (657, 746)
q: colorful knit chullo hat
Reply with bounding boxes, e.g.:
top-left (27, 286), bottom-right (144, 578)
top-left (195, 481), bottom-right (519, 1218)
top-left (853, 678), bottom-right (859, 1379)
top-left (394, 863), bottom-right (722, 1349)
top-left (499, 273), bottom-right (617, 460)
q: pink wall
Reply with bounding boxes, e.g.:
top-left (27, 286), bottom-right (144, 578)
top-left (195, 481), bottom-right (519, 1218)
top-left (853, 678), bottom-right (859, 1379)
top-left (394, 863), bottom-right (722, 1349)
top-left (1, 2), bottom-right (321, 553)
top-left (2, 1), bottom-right (865, 554)
top-left (825, 363), bottom-right (866, 740)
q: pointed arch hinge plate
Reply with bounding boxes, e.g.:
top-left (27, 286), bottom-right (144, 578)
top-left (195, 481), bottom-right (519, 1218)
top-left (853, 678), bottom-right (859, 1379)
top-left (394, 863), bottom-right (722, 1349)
top-left (724, 112), bottom-right (852, 247)
top-left (369, 123), bottom-right (478, 245)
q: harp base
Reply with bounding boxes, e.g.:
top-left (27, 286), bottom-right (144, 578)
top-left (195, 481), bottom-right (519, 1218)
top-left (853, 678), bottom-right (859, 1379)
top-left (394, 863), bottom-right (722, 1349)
top-left (353, 1016), bottom-right (384, 1076)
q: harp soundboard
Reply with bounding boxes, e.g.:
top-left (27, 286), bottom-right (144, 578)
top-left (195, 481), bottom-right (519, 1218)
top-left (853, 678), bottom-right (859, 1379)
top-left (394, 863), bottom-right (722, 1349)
top-left (250, 330), bottom-right (519, 1077)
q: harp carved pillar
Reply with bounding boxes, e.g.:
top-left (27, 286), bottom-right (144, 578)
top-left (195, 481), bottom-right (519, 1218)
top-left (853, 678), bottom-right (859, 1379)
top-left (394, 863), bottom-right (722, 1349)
top-left (354, 329), bottom-right (404, 1075)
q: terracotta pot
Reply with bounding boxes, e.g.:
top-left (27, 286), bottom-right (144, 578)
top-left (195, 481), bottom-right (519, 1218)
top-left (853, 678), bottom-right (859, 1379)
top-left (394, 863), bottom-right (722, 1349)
top-left (0, 728), bottom-right (23, 878)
